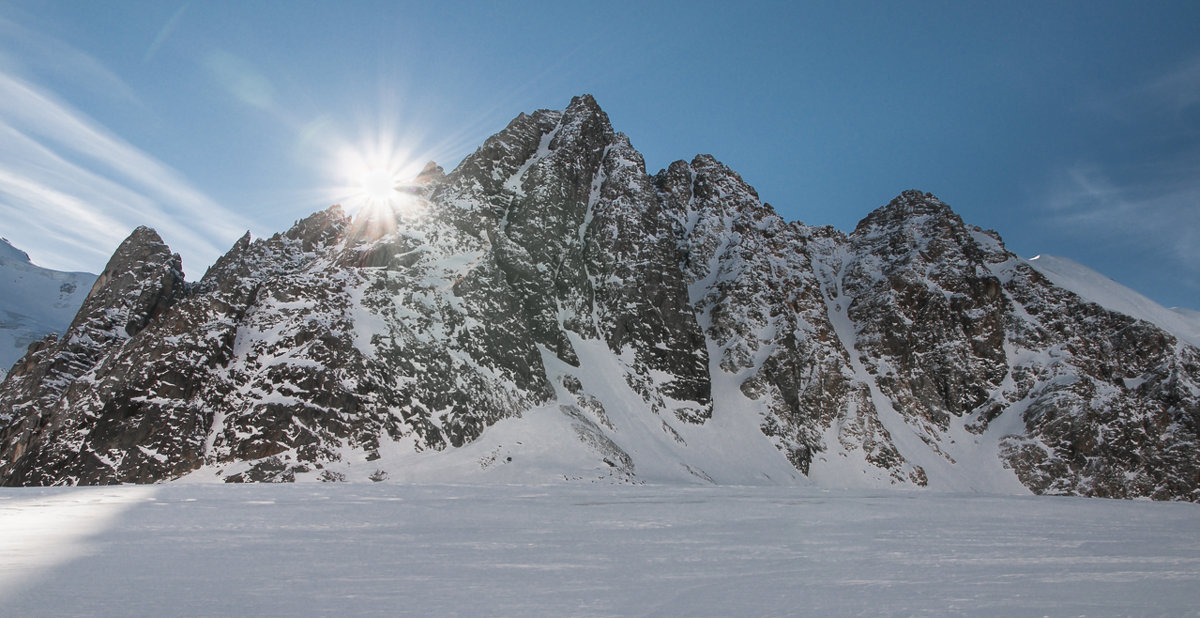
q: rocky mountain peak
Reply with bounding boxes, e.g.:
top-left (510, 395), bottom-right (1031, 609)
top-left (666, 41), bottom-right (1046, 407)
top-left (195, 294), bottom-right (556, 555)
top-left (412, 161), bottom-right (445, 186)
top-left (1, 95), bottom-right (1196, 500)
top-left (566, 93), bottom-right (602, 112)
top-left (655, 154), bottom-right (766, 218)
top-left (0, 225), bottom-right (187, 477)
top-left (196, 231), bottom-right (252, 291)
top-left (284, 206), bottom-right (349, 248)
top-left (845, 189), bottom-right (1009, 276)
top-left (852, 189), bottom-right (959, 235)
top-left (75, 225), bottom-right (185, 339)
top-left (553, 94), bottom-right (613, 147)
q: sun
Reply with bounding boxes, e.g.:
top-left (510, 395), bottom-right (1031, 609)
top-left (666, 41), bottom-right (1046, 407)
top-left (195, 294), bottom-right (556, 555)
top-left (332, 145), bottom-right (421, 214)
top-left (326, 136), bottom-right (431, 244)
top-left (360, 167), bottom-right (399, 203)
top-left (322, 127), bottom-right (432, 240)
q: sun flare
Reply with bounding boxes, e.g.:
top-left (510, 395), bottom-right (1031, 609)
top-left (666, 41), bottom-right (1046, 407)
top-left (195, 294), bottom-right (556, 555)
top-left (331, 141), bottom-right (426, 220)
top-left (360, 167), bottom-right (399, 203)
top-left (326, 135), bottom-right (432, 244)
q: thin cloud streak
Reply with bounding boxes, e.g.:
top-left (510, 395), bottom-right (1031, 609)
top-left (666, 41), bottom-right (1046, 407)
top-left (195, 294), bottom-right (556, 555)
top-left (1048, 163), bottom-right (1200, 294)
top-left (0, 120), bottom-right (183, 265)
top-left (203, 49), bottom-right (277, 111)
top-left (143, 4), bottom-right (189, 65)
top-left (1041, 54), bottom-right (1200, 308)
top-left (0, 167), bottom-right (124, 266)
top-left (0, 16), bottom-right (142, 108)
top-left (1142, 55), bottom-right (1200, 118)
top-left (0, 70), bottom-right (252, 274)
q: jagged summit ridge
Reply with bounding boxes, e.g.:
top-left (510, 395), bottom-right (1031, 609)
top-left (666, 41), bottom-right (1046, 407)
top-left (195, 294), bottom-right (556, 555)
top-left (0, 95), bottom-right (1196, 500)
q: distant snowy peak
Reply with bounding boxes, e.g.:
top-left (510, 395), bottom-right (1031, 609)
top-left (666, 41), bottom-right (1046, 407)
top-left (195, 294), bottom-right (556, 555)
top-left (0, 238), bottom-right (31, 264)
top-left (1173, 306), bottom-right (1200, 325)
top-left (0, 239), bottom-right (97, 378)
top-left (1028, 254), bottom-right (1200, 347)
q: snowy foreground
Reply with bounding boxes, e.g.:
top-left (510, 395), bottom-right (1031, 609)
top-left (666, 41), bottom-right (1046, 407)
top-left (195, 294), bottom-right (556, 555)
top-left (1, 484), bottom-right (1198, 617)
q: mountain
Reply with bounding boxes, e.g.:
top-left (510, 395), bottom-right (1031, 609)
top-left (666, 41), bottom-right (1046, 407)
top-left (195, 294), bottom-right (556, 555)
top-left (1027, 254), bottom-right (1200, 348)
top-left (0, 238), bottom-right (96, 380)
top-left (1, 95), bottom-right (1197, 500)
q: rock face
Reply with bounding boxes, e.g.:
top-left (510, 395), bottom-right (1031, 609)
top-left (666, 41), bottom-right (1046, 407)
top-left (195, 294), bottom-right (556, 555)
top-left (1, 95), bottom-right (1197, 500)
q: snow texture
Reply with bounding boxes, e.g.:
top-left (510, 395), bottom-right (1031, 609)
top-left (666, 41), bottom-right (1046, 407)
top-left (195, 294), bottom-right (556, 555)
top-left (0, 484), bottom-right (1197, 617)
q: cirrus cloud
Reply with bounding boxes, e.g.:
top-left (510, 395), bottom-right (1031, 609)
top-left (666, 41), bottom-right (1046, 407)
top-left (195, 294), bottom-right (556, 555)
top-left (0, 71), bottom-right (253, 274)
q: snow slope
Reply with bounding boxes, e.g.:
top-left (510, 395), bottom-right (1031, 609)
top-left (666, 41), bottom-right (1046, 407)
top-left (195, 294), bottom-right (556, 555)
top-left (1, 484), bottom-right (1197, 617)
top-left (1028, 254), bottom-right (1200, 347)
top-left (0, 238), bottom-right (96, 377)
top-left (189, 332), bottom-right (807, 487)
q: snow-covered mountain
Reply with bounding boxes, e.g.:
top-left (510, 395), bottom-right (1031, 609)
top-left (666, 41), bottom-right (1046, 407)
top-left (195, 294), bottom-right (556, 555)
top-left (0, 238), bottom-right (96, 380)
top-left (1, 95), bottom-right (1197, 500)
top-left (1028, 254), bottom-right (1200, 347)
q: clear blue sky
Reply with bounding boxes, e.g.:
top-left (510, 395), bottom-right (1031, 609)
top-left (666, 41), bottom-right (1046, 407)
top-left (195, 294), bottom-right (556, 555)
top-left (0, 1), bottom-right (1197, 309)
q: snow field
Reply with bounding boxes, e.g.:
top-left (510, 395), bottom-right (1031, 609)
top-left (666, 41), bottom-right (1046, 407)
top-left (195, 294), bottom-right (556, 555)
top-left (1, 483), bottom-right (1197, 617)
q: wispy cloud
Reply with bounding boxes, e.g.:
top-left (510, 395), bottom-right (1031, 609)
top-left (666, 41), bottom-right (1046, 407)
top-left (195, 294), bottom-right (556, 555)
top-left (1142, 55), bottom-right (1200, 120)
top-left (0, 16), bottom-right (141, 108)
top-left (142, 4), bottom-right (189, 65)
top-left (1043, 54), bottom-right (1200, 306)
top-left (0, 21), bottom-right (251, 275)
top-left (1049, 162), bottom-right (1200, 267)
top-left (203, 49), bottom-right (278, 111)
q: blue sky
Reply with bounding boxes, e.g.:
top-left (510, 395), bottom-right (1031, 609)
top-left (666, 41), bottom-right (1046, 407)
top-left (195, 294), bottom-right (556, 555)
top-left (0, 1), bottom-right (1197, 309)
